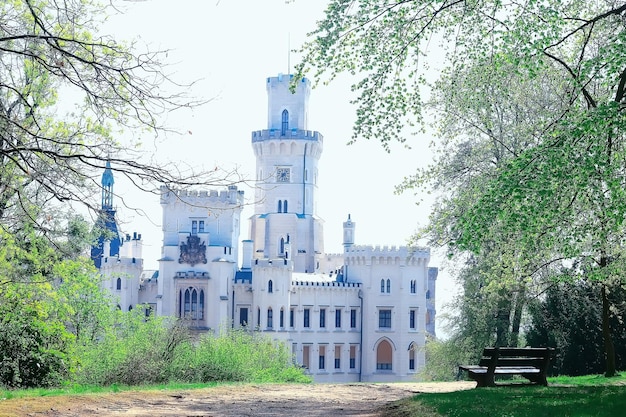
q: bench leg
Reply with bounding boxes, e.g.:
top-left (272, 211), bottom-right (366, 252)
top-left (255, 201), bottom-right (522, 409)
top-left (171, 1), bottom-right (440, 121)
top-left (473, 374), bottom-right (495, 388)
top-left (523, 373), bottom-right (548, 386)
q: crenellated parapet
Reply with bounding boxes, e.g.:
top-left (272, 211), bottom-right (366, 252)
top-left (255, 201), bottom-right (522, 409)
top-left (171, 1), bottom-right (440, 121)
top-left (292, 280), bottom-right (361, 288)
top-left (251, 129), bottom-right (322, 143)
top-left (160, 185), bottom-right (244, 206)
top-left (344, 245), bottom-right (430, 266)
top-left (252, 258), bottom-right (293, 269)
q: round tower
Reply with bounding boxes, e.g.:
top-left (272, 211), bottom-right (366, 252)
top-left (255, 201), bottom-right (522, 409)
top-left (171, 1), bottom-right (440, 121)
top-left (249, 74), bottom-right (324, 273)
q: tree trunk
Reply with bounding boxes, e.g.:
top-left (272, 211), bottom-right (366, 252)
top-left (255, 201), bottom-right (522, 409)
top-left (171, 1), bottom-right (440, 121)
top-left (494, 294), bottom-right (511, 347)
top-left (601, 283), bottom-right (616, 377)
top-left (509, 285), bottom-right (526, 347)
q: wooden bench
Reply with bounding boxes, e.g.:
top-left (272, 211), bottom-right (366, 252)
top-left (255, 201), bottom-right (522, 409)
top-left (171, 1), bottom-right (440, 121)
top-left (459, 347), bottom-right (555, 387)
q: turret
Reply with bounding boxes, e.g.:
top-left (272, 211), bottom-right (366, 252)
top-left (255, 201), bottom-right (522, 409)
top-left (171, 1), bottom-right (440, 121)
top-left (343, 214), bottom-right (355, 251)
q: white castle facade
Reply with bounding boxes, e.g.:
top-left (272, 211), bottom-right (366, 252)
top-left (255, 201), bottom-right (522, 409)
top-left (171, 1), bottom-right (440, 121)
top-left (95, 74), bottom-right (437, 382)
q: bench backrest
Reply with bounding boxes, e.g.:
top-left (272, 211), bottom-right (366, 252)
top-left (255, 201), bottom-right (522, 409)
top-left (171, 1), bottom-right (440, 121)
top-left (478, 347), bottom-right (555, 370)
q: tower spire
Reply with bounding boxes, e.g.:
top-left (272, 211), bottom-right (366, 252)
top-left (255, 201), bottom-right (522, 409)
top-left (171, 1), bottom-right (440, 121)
top-left (101, 161), bottom-right (114, 210)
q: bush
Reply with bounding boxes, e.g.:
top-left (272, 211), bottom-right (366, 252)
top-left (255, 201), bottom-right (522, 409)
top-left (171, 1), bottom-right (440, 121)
top-left (74, 315), bottom-right (310, 386)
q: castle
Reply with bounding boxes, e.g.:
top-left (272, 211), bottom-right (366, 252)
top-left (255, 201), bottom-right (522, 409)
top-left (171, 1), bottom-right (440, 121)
top-left (94, 74), bottom-right (437, 382)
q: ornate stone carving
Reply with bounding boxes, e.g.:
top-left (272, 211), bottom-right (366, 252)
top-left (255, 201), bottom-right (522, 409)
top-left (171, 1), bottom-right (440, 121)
top-left (178, 235), bottom-right (207, 266)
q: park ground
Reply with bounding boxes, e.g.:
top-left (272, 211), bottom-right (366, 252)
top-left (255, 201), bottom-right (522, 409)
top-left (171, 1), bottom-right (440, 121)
top-left (0, 381), bottom-right (475, 417)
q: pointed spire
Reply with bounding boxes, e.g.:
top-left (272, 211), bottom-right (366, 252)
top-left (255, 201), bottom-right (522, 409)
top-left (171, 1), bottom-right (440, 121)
top-left (102, 161), bottom-right (114, 210)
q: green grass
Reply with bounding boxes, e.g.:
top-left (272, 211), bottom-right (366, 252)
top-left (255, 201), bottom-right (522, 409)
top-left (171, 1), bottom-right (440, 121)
top-left (0, 381), bottom-right (221, 401)
top-left (384, 374), bottom-right (626, 417)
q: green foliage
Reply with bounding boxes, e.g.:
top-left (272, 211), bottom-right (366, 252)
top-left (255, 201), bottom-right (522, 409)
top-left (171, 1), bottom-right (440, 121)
top-left (419, 336), bottom-right (475, 382)
top-left (168, 327), bottom-right (310, 384)
top-left (0, 282), bottom-right (72, 388)
top-left (526, 279), bottom-right (626, 376)
top-left (73, 315), bottom-right (310, 386)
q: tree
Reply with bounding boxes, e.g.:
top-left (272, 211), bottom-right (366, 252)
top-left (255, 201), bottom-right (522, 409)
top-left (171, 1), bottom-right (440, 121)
top-left (0, 0), bottom-right (241, 243)
top-left (297, 1), bottom-right (626, 376)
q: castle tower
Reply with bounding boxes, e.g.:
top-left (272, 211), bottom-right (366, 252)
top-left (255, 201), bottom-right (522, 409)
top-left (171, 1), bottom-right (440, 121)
top-left (249, 74), bottom-right (324, 273)
top-left (91, 161), bottom-right (121, 268)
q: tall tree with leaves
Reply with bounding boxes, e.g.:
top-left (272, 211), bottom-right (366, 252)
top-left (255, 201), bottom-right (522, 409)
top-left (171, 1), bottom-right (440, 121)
top-left (297, 1), bottom-right (626, 376)
top-left (0, 0), bottom-right (240, 243)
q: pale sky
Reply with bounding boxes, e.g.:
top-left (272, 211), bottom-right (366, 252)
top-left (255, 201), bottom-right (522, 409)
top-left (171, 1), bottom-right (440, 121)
top-left (103, 0), bottom-right (457, 337)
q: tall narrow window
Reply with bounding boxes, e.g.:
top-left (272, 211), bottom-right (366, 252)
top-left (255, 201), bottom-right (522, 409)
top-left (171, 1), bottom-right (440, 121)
top-left (290, 308), bottom-right (295, 328)
top-left (198, 220), bottom-right (205, 233)
top-left (199, 290), bottom-right (205, 320)
top-left (409, 343), bottom-right (416, 370)
top-left (380, 279), bottom-right (385, 293)
top-left (267, 308), bottom-right (273, 328)
top-left (304, 308), bottom-right (310, 328)
top-left (410, 280), bottom-right (416, 294)
top-left (278, 200), bottom-right (282, 213)
top-left (184, 288), bottom-right (191, 317)
top-left (268, 280), bottom-right (273, 293)
top-left (240, 307), bottom-right (248, 326)
top-left (191, 288), bottom-right (198, 319)
top-left (334, 345), bottom-right (341, 369)
top-left (409, 309), bottom-right (416, 329)
top-left (281, 109), bottom-right (289, 135)
top-left (319, 308), bottom-right (326, 328)
top-left (283, 200), bottom-right (288, 212)
top-left (350, 309), bottom-right (357, 329)
top-left (386, 279), bottom-right (391, 293)
top-left (319, 345), bottom-right (326, 370)
top-left (192, 220), bottom-right (198, 235)
top-left (280, 308), bottom-right (285, 328)
top-left (335, 309), bottom-right (341, 328)
top-left (280, 237), bottom-right (285, 255)
top-left (257, 307), bottom-right (260, 327)
top-left (116, 277), bottom-right (122, 290)
top-left (349, 345), bottom-right (356, 369)
top-left (303, 345), bottom-right (310, 369)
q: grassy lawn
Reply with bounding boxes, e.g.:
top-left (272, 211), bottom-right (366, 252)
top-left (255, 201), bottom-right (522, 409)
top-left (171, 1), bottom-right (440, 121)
top-left (383, 374), bottom-right (626, 417)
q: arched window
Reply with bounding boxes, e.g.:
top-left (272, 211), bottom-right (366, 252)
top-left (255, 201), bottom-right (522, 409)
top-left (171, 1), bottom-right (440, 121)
top-left (191, 288), bottom-right (198, 319)
top-left (281, 109), bottom-right (289, 135)
top-left (386, 279), bottom-right (391, 293)
top-left (380, 279), bottom-right (385, 293)
top-left (179, 287), bottom-right (203, 320)
top-left (376, 339), bottom-right (393, 370)
top-left (257, 307), bottom-right (261, 327)
top-left (283, 200), bottom-right (288, 212)
top-left (408, 342), bottom-right (416, 371)
top-left (280, 308), bottom-right (285, 328)
top-left (116, 277), bottom-right (122, 290)
top-left (184, 288), bottom-right (191, 318)
top-left (280, 237), bottom-right (285, 254)
top-left (267, 308), bottom-right (273, 328)
top-left (278, 200), bottom-right (282, 213)
top-left (128, 305), bottom-right (133, 311)
top-left (268, 279), bottom-right (273, 293)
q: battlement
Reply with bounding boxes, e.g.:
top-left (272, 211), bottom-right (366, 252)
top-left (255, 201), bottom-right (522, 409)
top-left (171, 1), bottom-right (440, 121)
top-left (292, 280), bottom-right (361, 288)
top-left (252, 258), bottom-right (292, 268)
top-left (251, 129), bottom-right (322, 143)
top-left (345, 245), bottom-right (430, 256)
top-left (160, 185), bottom-right (244, 205)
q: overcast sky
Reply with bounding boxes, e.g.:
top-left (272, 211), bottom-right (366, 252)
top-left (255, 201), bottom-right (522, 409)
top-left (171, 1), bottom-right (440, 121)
top-left (104, 0), bottom-right (456, 337)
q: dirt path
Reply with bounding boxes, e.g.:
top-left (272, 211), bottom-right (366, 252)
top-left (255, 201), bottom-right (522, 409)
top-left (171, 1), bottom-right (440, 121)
top-left (0, 381), bottom-right (475, 417)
